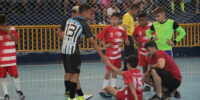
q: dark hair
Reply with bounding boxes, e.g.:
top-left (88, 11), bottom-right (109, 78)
top-left (144, 40), bottom-right (158, 49)
top-left (111, 12), bottom-right (120, 18)
top-left (72, 10), bottom-right (77, 14)
top-left (130, 4), bottom-right (139, 10)
top-left (126, 55), bottom-right (138, 68)
top-left (137, 12), bottom-right (147, 18)
top-left (153, 6), bottom-right (165, 15)
top-left (0, 14), bottom-right (7, 25)
top-left (78, 4), bottom-right (91, 14)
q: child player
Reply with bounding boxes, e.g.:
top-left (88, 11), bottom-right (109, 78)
top-left (97, 12), bottom-right (129, 96)
top-left (101, 55), bottom-right (143, 100)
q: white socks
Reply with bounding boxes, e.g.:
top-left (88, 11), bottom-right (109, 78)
top-left (103, 79), bottom-right (109, 89)
top-left (111, 78), bottom-right (117, 88)
top-left (13, 78), bottom-right (21, 91)
top-left (1, 78), bottom-right (8, 95)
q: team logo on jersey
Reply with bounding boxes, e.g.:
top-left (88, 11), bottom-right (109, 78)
top-left (139, 31), bottom-right (142, 36)
top-left (110, 32), bottom-right (113, 37)
top-left (117, 32), bottom-right (122, 37)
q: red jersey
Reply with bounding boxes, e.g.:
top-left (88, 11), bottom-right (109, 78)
top-left (122, 68), bottom-right (143, 100)
top-left (97, 25), bottom-right (127, 60)
top-left (132, 22), bottom-right (153, 55)
top-left (147, 50), bottom-right (182, 81)
top-left (0, 27), bottom-right (19, 67)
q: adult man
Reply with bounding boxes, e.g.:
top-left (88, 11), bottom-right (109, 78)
top-left (122, 4), bottom-right (139, 71)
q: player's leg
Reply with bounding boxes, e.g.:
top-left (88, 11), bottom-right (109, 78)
top-left (69, 73), bottom-right (79, 99)
top-left (170, 0), bottom-right (175, 13)
top-left (76, 79), bottom-right (93, 100)
top-left (196, 0), bottom-right (199, 14)
top-left (102, 69), bottom-right (111, 91)
top-left (104, 86), bottom-right (118, 96)
top-left (111, 71), bottom-right (117, 88)
top-left (180, 0), bottom-right (185, 13)
top-left (0, 67), bottom-right (10, 100)
top-left (8, 66), bottom-right (25, 100)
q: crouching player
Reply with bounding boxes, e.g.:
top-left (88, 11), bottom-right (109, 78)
top-left (101, 55), bottom-right (143, 100)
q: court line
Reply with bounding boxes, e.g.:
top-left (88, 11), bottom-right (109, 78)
top-left (0, 96), bottom-right (3, 99)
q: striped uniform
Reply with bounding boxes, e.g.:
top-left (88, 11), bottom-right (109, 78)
top-left (61, 16), bottom-right (93, 73)
top-left (97, 25), bottom-right (127, 70)
top-left (132, 22), bottom-right (154, 67)
top-left (0, 27), bottom-right (19, 78)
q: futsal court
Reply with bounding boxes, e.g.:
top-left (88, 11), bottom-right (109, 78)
top-left (0, 57), bottom-right (199, 100)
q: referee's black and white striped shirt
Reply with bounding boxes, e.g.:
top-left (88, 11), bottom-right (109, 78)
top-left (61, 16), bottom-right (93, 55)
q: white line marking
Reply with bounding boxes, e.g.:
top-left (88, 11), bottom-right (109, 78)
top-left (0, 96), bottom-right (3, 99)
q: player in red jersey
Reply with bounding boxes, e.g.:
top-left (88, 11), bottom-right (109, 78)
top-left (0, 14), bottom-right (25, 100)
top-left (143, 41), bottom-right (182, 100)
top-left (101, 55), bottom-right (143, 100)
top-left (97, 12), bottom-right (129, 95)
top-left (132, 13), bottom-right (155, 92)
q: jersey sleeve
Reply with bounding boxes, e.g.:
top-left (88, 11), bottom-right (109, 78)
top-left (156, 51), bottom-right (166, 60)
top-left (82, 22), bottom-right (93, 38)
top-left (146, 25), bottom-right (154, 39)
top-left (97, 27), bottom-right (107, 40)
top-left (10, 27), bottom-right (19, 39)
top-left (123, 71), bottom-right (133, 85)
top-left (122, 14), bottom-right (129, 25)
top-left (122, 29), bottom-right (128, 40)
top-left (173, 22), bottom-right (186, 42)
top-left (173, 22), bottom-right (179, 30)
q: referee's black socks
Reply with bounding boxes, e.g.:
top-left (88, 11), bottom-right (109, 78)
top-left (65, 80), bottom-right (70, 92)
top-left (76, 88), bottom-right (84, 96)
top-left (69, 82), bottom-right (77, 98)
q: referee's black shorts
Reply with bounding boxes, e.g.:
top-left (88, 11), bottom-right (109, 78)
top-left (62, 54), bottom-right (81, 73)
top-left (151, 68), bottom-right (181, 92)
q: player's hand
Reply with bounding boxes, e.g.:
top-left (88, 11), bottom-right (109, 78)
top-left (105, 43), bottom-right (112, 48)
top-left (152, 35), bottom-right (158, 41)
top-left (135, 41), bottom-right (142, 47)
top-left (167, 39), bottom-right (174, 45)
top-left (101, 55), bottom-right (109, 65)
top-left (125, 39), bottom-right (130, 46)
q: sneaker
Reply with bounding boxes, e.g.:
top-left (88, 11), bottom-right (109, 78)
top-left (99, 89), bottom-right (112, 98)
top-left (78, 96), bottom-right (85, 100)
top-left (163, 90), bottom-right (177, 100)
top-left (174, 90), bottom-right (181, 98)
top-left (143, 86), bottom-right (151, 92)
top-left (68, 97), bottom-right (78, 100)
top-left (65, 90), bottom-right (70, 97)
top-left (82, 94), bottom-right (93, 100)
top-left (16, 90), bottom-right (25, 100)
top-left (149, 94), bottom-right (163, 100)
top-left (4, 94), bottom-right (10, 100)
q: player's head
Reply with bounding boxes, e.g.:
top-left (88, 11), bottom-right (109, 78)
top-left (110, 12), bottom-right (120, 26)
top-left (129, 4), bottom-right (139, 16)
top-left (72, 6), bottom-right (79, 18)
top-left (0, 14), bottom-right (7, 26)
top-left (78, 4), bottom-right (91, 19)
top-left (144, 41), bottom-right (158, 57)
top-left (153, 7), bottom-right (166, 23)
top-left (137, 13), bottom-right (148, 27)
top-left (126, 55), bottom-right (138, 69)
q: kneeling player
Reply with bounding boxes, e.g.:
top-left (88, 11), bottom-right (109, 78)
top-left (101, 55), bottom-right (143, 100)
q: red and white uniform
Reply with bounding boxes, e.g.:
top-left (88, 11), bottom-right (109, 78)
top-left (116, 68), bottom-right (143, 100)
top-left (97, 25), bottom-right (127, 70)
top-left (0, 27), bottom-right (19, 78)
top-left (132, 22), bottom-right (154, 67)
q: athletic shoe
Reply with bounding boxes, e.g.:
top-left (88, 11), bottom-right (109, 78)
top-left (99, 89), bottom-right (112, 98)
top-left (65, 90), bottom-right (70, 97)
top-left (68, 97), bottom-right (78, 100)
top-left (78, 96), bottom-right (85, 100)
top-left (174, 90), bottom-right (181, 98)
top-left (163, 90), bottom-right (176, 100)
top-left (149, 94), bottom-right (163, 100)
top-left (83, 94), bottom-right (93, 100)
top-left (4, 94), bottom-right (9, 100)
top-left (16, 90), bottom-right (25, 100)
top-left (143, 86), bottom-right (151, 92)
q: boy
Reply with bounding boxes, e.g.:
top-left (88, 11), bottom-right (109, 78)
top-left (97, 12), bottom-right (129, 96)
top-left (0, 14), bottom-right (25, 100)
top-left (102, 55), bottom-right (143, 100)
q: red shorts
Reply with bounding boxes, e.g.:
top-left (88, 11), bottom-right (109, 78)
top-left (116, 90), bottom-right (125, 100)
top-left (0, 66), bottom-right (18, 78)
top-left (138, 52), bottom-right (148, 67)
top-left (106, 58), bottom-right (121, 70)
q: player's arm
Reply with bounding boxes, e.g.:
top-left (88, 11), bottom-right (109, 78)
top-left (107, 61), bottom-right (123, 75)
top-left (173, 22), bottom-right (186, 44)
top-left (151, 58), bottom-right (165, 69)
top-left (122, 15), bottom-right (129, 35)
top-left (132, 28), bottom-right (141, 47)
top-left (57, 22), bottom-right (66, 39)
top-left (128, 83), bottom-right (139, 100)
top-left (146, 25), bottom-right (156, 40)
top-left (0, 26), bottom-right (19, 43)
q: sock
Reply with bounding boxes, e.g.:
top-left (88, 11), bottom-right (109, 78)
top-left (14, 78), bottom-right (21, 91)
top-left (69, 82), bottom-right (77, 99)
top-left (65, 80), bottom-right (70, 92)
top-left (171, 1), bottom-right (175, 13)
top-left (1, 78), bottom-right (8, 95)
top-left (111, 78), bottom-right (117, 88)
top-left (76, 88), bottom-right (84, 96)
top-left (181, 2), bottom-right (185, 12)
top-left (103, 79), bottom-right (109, 89)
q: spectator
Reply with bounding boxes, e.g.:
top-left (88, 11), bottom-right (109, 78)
top-left (16, 0), bottom-right (27, 13)
top-left (63, 0), bottom-right (68, 14)
top-left (137, 0), bottom-right (154, 14)
top-left (0, 0), bottom-right (11, 14)
top-left (171, 0), bottom-right (185, 13)
top-left (196, 0), bottom-right (199, 14)
top-left (86, 0), bottom-right (97, 25)
top-left (106, 1), bottom-right (120, 24)
top-left (122, 0), bottom-right (135, 12)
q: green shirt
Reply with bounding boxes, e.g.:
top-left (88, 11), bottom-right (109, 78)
top-left (146, 19), bottom-right (186, 50)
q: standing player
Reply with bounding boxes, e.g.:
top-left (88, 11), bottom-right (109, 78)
top-left (132, 13), bottom-right (154, 92)
top-left (143, 41), bottom-right (182, 100)
top-left (122, 4), bottom-right (139, 71)
top-left (0, 14), bottom-right (25, 100)
top-left (146, 7), bottom-right (186, 97)
top-left (57, 6), bottom-right (92, 99)
top-left (97, 12), bottom-right (129, 96)
top-left (57, 4), bottom-right (108, 100)
top-left (101, 55), bottom-right (143, 100)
